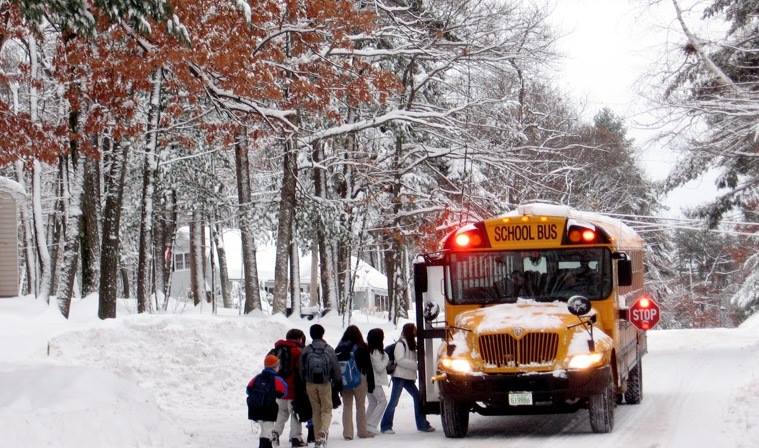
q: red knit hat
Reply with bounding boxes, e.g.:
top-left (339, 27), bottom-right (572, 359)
top-left (264, 354), bottom-right (280, 369)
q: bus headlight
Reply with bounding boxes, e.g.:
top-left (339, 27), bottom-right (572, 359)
top-left (440, 357), bottom-right (472, 373)
top-left (568, 352), bottom-right (604, 369)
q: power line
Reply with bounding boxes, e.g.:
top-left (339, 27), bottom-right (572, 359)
top-left (603, 212), bottom-right (759, 227)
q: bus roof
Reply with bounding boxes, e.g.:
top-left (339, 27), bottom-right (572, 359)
top-left (497, 203), bottom-right (644, 248)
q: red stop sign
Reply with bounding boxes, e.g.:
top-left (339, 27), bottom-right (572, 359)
top-left (629, 295), bottom-right (660, 331)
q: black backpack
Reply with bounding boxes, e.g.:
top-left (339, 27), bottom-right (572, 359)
top-left (304, 344), bottom-right (330, 384)
top-left (384, 341), bottom-right (403, 374)
top-left (269, 345), bottom-right (293, 378)
top-left (246, 371), bottom-right (277, 420)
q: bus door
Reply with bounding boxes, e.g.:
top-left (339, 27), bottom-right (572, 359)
top-left (414, 258), bottom-right (446, 415)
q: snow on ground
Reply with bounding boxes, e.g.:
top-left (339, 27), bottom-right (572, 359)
top-left (2, 295), bottom-right (759, 447)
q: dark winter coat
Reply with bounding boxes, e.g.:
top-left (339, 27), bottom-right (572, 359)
top-left (274, 338), bottom-right (303, 400)
top-left (246, 368), bottom-right (288, 421)
top-left (299, 338), bottom-right (342, 386)
top-left (335, 340), bottom-right (375, 393)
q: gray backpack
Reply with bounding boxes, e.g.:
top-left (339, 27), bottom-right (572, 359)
top-left (305, 344), bottom-right (330, 384)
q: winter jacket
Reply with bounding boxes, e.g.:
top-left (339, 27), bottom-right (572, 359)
top-left (299, 338), bottom-right (342, 386)
top-left (335, 341), bottom-right (375, 393)
top-left (391, 339), bottom-right (418, 381)
top-left (369, 349), bottom-right (389, 387)
top-left (247, 368), bottom-right (288, 421)
top-left (273, 338), bottom-right (303, 400)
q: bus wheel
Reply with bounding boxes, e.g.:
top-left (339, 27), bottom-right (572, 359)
top-left (588, 380), bottom-right (614, 433)
top-left (624, 359), bottom-right (643, 404)
top-left (441, 397), bottom-right (469, 438)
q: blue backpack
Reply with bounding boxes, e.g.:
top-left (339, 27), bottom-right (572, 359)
top-left (339, 346), bottom-right (361, 390)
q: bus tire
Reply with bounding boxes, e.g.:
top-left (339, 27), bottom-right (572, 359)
top-left (624, 359), bottom-right (643, 404)
top-left (441, 397), bottom-right (469, 438)
top-left (588, 380), bottom-right (614, 433)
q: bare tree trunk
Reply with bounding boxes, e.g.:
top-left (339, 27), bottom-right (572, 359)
top-left (98, 139), bottom-right (129, 319)
top-left (234, 134), bottom-right (262, 313)
top-left (120, 266), bottom-right (130, 299)
top-left (189, 209), bottom-right (205, 306)
top-left (162, 221), bottom-right (178, 312)
top-left (337, 242), bottom-right (349, 314)
top-left (312, 141), bottom-right (336, 312)
top-left (384, 242), bottom-right (395, 322)
top-left (386, 132), bottom-right (407, 323)
top-left (213, 223), bottom-right (232, 308)
top-left (32, 160), bottom-right (52, 302)
top-left (152, 183), bottom-right (168, 308)
top-left (15, 161), bottom-right (36, 296)
top-left (310, 245), bottom-right (319, 307)
top-left (27, 35), bottom-right (52, 302)
top-left (273, 138), bottom-right (297, 314)
top-left (57, 156), bottom-right (83, 318)
top-left (136, 68), bottom-right (162, 313)
top-left (80, 157), bottom-right (100, 295)
top-left (289, 237), bottom-right (301, 316)
top-left (49, 159), bottom-right (68, 297)
top-left (201, 220), bottom-right (208, 301)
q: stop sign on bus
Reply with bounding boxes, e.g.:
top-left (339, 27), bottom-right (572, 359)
top-left (629, 295), bottom-right (661, 331)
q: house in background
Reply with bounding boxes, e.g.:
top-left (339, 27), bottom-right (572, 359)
top-left (0, 177), bottom-right (25, 298)
top-left (168, 227), bottom-right (388, 311)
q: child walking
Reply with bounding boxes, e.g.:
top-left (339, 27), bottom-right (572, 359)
top-left (380, 323), bottom-right (435, 434)
top-left (248, 354), bottom-right (289, 448)
top-left (365, 328), bottom-right (389, 435)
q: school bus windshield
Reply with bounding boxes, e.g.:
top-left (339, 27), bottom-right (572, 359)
top-left (447, 248), bottom-right (612, 304)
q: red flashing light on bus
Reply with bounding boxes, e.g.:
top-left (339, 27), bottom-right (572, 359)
top-left (639, 297), bottom-right (651, 308)
top-left (445, 224), bottom-right (490, 250)
top-left (563, 223), bottom-right (609, 245)
top-left (455, 232), bottom-right (482, 247)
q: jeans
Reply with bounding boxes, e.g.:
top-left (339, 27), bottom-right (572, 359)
top-left (380, 377), bottom-right (430, 431)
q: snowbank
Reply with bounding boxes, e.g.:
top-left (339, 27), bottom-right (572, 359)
top-left (0, 364), bottom-right (187, 447)
top-left (739, 311), bottom-right (759, 331)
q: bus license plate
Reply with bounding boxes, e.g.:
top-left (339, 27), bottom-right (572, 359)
top-left (508, 391), bottom-right (533, 406)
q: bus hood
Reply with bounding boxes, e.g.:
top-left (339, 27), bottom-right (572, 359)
top-left (454, 300), bottom-right (590, 335)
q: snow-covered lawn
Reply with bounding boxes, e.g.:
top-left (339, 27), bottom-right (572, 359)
top-left (1, 296), bottom-right (758, 447)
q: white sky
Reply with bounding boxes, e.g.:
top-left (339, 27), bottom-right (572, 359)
top-left (544, 0), bottom-right (722, 216)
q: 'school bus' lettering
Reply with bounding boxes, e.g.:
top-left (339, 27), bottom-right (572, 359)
top-left (494, 223), bottom-right (558, 242)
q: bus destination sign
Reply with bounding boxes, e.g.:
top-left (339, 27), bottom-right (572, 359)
top-left (485, 219), bottom-right (564, 248)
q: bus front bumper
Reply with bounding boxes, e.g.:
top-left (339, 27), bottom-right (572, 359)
top-left (437, 365), bottom-right (611, 409)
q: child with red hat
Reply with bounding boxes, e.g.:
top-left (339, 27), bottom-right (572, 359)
top-left (247, 354), bottom-right (289, 448)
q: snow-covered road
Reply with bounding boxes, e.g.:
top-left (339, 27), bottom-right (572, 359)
top-left (434, 328), bottom-right (759, 448)
top-left (338, 327), bottom-right (759, 448)
top-left (1, 296), bottom-right (758, 448)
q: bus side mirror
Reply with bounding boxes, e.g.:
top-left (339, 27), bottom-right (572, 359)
top-left (423, 302), bottom-right (440, 322)
top-left (568, 295), bottom-right (592, 316)
top-left (618, 259), bottom-right (632, 287)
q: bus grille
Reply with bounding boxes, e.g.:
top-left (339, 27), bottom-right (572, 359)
top-left (478, 332), bottom-right (559, 367)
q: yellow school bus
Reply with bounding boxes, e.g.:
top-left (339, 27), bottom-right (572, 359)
top-left (413, 203), bottom-right (647, 438)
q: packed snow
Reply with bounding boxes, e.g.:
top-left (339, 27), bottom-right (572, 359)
top-left (0, 175), bottom-right (26, 201)
top-left (1, 295), bottom-right (758, 447)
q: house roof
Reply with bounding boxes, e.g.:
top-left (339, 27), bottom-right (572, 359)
top-left (0, 176), bottom-right (26, 203)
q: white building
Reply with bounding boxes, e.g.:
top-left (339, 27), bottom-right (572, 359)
top-left (168, 228), bottom-right (388, 311)
top-left (0, 177), bottom-right (24, 298)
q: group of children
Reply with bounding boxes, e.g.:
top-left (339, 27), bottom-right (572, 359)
top-left (247, 323), bottom-right (434, 448)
